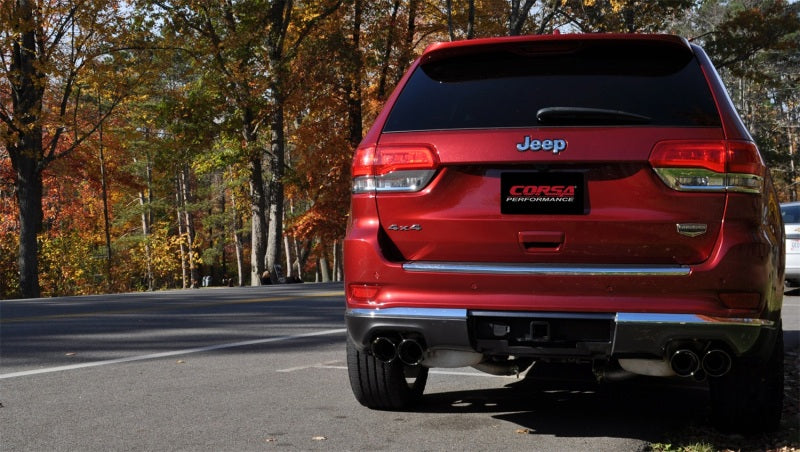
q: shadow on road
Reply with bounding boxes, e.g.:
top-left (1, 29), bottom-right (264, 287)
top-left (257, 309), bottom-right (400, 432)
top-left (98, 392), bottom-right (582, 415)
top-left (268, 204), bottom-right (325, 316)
top-left (413, 358), bottom-right (799, 450)
top-left (416, 362), bottom-right (705, 442)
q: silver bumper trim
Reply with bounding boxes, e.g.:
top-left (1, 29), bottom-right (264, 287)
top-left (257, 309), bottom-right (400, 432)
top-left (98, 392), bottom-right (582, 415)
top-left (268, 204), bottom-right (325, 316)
top-left (615, 312), bottom-right (775, 327)
top-left (347, 307), bottom-right (467, 319)
top-left (346, 308), bottom-right (774, 358)
top-left (402, 261), bottom-right (691, 276)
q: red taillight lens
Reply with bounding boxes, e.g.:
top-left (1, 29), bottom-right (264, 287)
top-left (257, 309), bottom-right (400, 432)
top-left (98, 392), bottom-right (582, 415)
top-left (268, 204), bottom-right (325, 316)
top-left (726, 141), bottom-right (764, 176)
top-left (351, 144), bottom-right (439, 194)
top-left (649, 141), bottom-right (726, 173)
top-left (352, 146), bottom-right (376, 177)
top-left (649, 140), bottom-right (764, 194)
top-left (373, 145), bottom-right (438, 175)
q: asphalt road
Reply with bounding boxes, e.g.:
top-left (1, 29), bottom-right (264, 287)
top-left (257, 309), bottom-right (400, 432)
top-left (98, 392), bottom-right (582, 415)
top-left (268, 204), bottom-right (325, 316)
top-left (1, 283), bottom-right (797, 451)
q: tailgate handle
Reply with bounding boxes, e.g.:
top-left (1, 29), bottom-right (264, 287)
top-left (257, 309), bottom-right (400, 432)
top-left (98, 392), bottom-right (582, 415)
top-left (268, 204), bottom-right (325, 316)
top-left (518, 231), bottom-right (564, 252)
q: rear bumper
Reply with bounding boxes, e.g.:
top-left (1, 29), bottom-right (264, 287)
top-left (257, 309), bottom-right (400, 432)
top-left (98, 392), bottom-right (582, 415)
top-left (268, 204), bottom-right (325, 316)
top-left (345, 307), bottom-right (777, 359)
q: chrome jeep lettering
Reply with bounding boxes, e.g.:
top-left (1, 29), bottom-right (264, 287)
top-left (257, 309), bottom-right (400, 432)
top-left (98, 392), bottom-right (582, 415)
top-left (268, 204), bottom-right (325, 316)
top-left (516, 137), bottom-right (567, 154)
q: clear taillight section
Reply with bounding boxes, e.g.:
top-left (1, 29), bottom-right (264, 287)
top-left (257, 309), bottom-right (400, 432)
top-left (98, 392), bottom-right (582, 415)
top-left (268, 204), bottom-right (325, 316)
top-left (352, 145), bottom-right (439, 194)
top-left (649, 140), bottom-right (764, 194)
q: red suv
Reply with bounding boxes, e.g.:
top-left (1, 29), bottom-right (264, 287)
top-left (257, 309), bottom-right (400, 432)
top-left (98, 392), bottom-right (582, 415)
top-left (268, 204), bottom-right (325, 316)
top-left (344, 34), bottom-right (784, 433)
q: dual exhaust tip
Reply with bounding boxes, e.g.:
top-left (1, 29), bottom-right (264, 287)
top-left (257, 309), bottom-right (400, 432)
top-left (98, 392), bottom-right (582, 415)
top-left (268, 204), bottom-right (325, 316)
top-left (372, 336), bottom-right (732, 377)
top-left (669, 347), bottom-right (732, 379)
top-left (371, 336), bottom-right (425, 366)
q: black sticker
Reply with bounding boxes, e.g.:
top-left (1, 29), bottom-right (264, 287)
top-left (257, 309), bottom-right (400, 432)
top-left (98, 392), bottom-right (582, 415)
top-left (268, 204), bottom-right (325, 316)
top-left (501, 172), bottom-right (584, 215)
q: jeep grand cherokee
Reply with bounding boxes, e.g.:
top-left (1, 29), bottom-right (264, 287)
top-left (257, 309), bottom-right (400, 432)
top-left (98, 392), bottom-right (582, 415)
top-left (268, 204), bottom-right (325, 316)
top-left (344, 34), bottom-right (784, 433)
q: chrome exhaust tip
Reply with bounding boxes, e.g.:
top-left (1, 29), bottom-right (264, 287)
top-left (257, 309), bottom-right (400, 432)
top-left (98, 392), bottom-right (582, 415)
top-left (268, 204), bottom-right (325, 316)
top-left (371, 336), bottom-right (398, 363)
top-left (397, 339), bottom-right (425, 366)
top-left (670, 349), bottom-right (701, 377)
top-left (702, 349), bottom-right (732, 377)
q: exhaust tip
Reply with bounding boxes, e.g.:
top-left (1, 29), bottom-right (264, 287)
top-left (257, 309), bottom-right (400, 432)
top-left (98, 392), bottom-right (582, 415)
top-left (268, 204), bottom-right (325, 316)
top-left (670, 349), bottom-right (700, 377)
top-left (371, 337), bottom-right (398, 363)
top-left (397, 339), bottom-right (425, 366)
top-left (702, 349), bottom-right (732, 377)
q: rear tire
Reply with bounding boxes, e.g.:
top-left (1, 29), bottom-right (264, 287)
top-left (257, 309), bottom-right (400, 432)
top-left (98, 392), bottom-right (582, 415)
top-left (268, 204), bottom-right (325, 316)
top-left (346, 337), bottom-right (428, 410)
top-left (709, 327), bottom-right (784, 433)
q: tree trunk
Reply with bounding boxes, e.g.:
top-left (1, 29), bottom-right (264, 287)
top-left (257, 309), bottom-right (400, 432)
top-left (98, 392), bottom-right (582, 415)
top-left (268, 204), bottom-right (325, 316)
top-left (446, 0), bottom-right (455, 41)
top-left (348, 0), bottom-right (363, 147)
top-left (180, 166), bottom-right (199, 288)
top-left (332, 240), bottom-right (343, 281)
top-left (14, 155), bottom-right (43, 299)
top-left (396, 0), bottom-right (419, 82)
top-left (98, 115), bottom-right (112, 289)
top-left (377, 0), bottom-right (401, 100)
top-left (134, 151), bottom-right (154, 291)
top-left (139, 190), bottom-right (153, 291)
top-left (266, 83), bottom-right (285, 278)
top-left (249, 153), bottom-right (268, 286)
top-left (230, 183), bottom-right (245, 286)
top-left (176, 179), bottom-right (188, 289)
top-left (8, 0), bottom-right (44, 298)
top-left (284, 234), bottom-right (292, 279)
top-left (467, 0), bottom-right (475, 39)
top-left (509, 0), bottom-right (536, 35)
top-left (319, 254), bottom-right (331, 282)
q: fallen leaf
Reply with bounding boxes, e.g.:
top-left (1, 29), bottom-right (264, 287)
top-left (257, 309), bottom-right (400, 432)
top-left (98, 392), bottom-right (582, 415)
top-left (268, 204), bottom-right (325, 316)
top-left (176, 360), bottom-right (186, 364)
top-left (515, 428), bottom-right (531, 435)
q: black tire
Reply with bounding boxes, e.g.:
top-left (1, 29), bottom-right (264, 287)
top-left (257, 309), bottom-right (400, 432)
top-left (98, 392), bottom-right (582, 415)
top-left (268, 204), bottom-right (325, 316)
top-left (346, 337), bottom-right (428, 410)
top-left (709, 327), bottom-right (784, 433)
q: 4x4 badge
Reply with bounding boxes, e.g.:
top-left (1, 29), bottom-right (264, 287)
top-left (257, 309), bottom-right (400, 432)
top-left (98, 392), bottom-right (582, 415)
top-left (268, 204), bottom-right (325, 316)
top-left (516, 137), bottom-right (567, 154)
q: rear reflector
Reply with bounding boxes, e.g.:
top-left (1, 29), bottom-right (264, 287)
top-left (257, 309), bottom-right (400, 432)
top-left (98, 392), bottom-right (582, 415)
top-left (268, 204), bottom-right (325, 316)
top-left (649, 140), bottom-right (764, 194)
top-left (349, 284), bottom-right (381, 302)
top-left (719, 292), bottom-right (762, 310)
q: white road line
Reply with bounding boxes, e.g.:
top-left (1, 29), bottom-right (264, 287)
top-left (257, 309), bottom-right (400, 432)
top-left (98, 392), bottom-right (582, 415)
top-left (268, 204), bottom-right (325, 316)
top-left (276, 360), bottom-right (342, 373)
top-left (0, 328), bottom-right (347, 380)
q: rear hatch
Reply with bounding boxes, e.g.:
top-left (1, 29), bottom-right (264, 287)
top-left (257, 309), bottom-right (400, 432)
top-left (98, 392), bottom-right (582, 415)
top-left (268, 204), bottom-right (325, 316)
top-left (370, 36), bottom-right (727, 265)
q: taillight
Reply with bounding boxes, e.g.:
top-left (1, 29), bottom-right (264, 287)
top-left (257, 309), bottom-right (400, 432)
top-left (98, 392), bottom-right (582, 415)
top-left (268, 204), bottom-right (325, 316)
top-left (649, 140), bottom-right (764, 194)
top-left (352, 144), bottom-right (439, 194)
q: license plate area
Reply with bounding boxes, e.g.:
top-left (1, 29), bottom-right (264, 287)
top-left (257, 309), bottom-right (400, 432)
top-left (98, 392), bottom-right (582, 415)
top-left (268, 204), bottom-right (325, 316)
top-left (501, 172), bottom-right (585, 215)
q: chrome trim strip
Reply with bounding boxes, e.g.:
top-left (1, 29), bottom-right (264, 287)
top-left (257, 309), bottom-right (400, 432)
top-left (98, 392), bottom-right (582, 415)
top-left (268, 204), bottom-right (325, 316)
top-left (347, 307), bottom-right (468, 319)
top-left (403, 262), bottom-right (691, 276)
top-left (616, 312), bottom-right (775, 327)
top-left (472, 311), bottom-right (614, 320)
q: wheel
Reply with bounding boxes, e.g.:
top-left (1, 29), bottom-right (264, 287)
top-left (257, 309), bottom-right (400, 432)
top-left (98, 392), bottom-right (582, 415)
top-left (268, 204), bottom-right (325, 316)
top-left (709, 327), bottom-right (784, 433)
top-left (346, 337), bottom-right (428, 410)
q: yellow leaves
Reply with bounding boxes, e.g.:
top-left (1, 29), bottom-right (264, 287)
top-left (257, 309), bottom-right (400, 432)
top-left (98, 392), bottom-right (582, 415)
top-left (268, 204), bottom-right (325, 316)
top-left (609, 0), bottom-right (626, 13)
top-left (580, 0), bottom-right (625, 13)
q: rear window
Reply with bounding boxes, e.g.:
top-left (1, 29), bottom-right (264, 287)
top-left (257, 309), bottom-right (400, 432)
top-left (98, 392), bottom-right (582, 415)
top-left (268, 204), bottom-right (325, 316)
top-left (383, 39), bottom-right (721, 132)
top-left (781, 204), bottom-right (800, 224)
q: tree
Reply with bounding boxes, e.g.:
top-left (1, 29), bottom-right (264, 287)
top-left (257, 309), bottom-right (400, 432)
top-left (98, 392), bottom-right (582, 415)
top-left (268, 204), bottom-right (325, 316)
top-left (688, 0), bottom-right (800, 200)
top-left (151, 0), bottom-right (341, 285)
top-left (1, 0), bottom-right (143, 297)
top-left (560, 0), bottom-right (693, 33)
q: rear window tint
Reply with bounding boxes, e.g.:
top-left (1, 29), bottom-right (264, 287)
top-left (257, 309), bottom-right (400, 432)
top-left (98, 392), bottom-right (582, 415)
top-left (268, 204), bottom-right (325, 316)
top-left (383, 40), bottom-right (721, 132)
top-left (781, 205), bottom-right (800, 224)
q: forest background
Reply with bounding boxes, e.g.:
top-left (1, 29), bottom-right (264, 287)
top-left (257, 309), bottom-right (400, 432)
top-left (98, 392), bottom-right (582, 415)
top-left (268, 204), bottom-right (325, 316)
top-left (1, 0), bottom-right (798, 299)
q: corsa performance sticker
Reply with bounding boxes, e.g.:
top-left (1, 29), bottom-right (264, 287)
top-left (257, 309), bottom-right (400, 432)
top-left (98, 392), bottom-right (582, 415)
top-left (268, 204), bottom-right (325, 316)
top-left (501, 172), bottom-right (585, 215)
